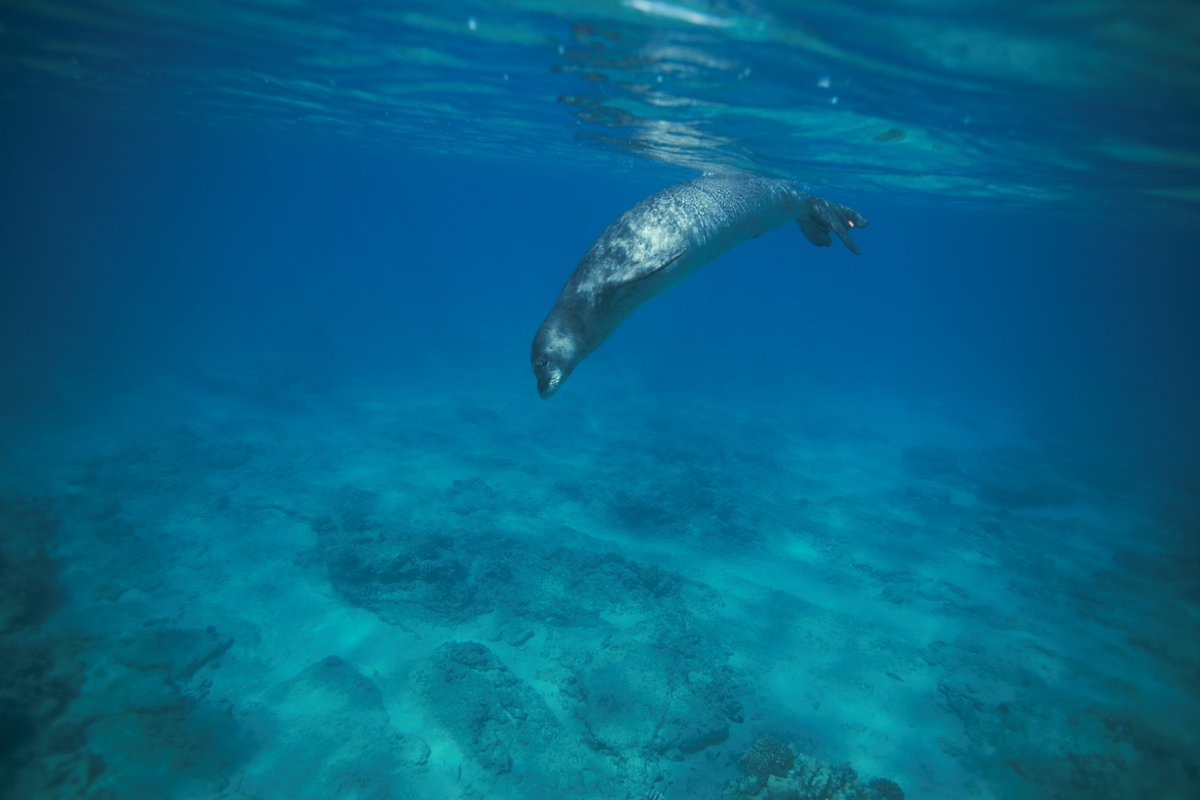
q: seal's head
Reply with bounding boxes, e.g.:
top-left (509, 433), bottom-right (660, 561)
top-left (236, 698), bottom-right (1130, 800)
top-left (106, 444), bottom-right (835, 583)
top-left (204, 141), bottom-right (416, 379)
top-left (531, 315), bottom-right (578, 398)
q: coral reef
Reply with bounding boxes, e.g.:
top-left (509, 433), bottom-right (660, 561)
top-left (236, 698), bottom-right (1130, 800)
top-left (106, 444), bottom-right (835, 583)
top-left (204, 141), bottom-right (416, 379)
top-left (866, 778), bottom-right (905, 800)
top-left (739, 736), bottom-right (795, 791)
top-left (727, 738), bottom-right (904, 800)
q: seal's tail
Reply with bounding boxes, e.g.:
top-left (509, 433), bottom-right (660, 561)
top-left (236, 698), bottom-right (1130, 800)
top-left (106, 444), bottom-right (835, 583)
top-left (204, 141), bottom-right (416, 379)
top-left (798, 196), bottom-right (869, 255)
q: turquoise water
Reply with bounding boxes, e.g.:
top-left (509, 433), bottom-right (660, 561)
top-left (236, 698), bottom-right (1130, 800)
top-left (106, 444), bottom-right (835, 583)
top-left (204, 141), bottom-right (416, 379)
top-left (1, 2), bottom-right (1198, 799)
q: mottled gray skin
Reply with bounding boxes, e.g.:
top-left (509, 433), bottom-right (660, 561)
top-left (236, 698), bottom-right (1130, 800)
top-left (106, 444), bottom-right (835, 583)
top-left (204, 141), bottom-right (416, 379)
top-left (531, 175), bottom-right (868, 397)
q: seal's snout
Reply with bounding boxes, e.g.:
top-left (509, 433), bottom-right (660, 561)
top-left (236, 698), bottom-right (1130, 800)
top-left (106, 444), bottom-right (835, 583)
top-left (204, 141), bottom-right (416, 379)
top-left (537, 371), bottom-right (561, 399)
top-left (532, 318), bottom-right (574, 399)
top-left (532, 352), bottom-right (564, 399)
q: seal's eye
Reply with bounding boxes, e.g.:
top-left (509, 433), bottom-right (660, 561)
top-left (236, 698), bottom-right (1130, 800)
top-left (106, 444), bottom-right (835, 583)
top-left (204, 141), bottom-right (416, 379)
top-left (535, 356), bottom-right (549, 370)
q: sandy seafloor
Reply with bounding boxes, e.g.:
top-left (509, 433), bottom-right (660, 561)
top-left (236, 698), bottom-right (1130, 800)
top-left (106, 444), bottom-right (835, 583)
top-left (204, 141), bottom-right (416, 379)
top-left (2, 351), bottom-right (1197, 800)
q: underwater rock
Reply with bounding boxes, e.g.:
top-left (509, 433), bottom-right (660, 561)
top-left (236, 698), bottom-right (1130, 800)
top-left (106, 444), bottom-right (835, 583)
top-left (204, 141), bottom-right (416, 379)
top-left (606, 463), bottom-right (734, 534)
top-left (866, 778), bottom-right (905, 800)
top-left (0, 694), bottom-right (37, 758)
top-left (599, 454), bottom-right (769, 545)
top-left (0, 495), bottom-right (65, 633)
top-left (444, 476), bottom-right (500, 516)
top-left (239, 654), bottom-right (429, 800)
top-left (314, 502), bottom-right (697, 629)
top-left (412, 640), bottom-right (618, 794)
top-left (789, 756), bottom-right (860, 800)
top-left (0, 635), bottom-right (86, 797)
top-left (419, 641), bottom-right (550, 773)
top-left (112, 625), bottom-right (233, 682)
top-left (334, 485), bottom-right (382, 533)
top-left (320, 525), bottom-right (483, 624)
top-left (931, 657), bottom-right (1192, 800)
top-left (740, 736), bottom-right (795, 787)
top-left (296, 654), bottom-right (387, 708)
top-left (571, 616), bottom-right (740, 759)
top-left (567, 552), bottom-right (684, 609)
top-left (725, 739), bottom-right (904, 800)
top-left (73, 667), bottom-right (251, 798)
top-left (2, 620), bottom-right (247, 797)
top-left (508, 629), bottom-right (535, 647)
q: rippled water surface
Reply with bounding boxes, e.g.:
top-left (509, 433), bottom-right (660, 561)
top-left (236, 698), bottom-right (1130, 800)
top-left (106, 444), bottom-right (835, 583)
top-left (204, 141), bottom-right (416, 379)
top-left (3, 0), bottom-right (1199, 211)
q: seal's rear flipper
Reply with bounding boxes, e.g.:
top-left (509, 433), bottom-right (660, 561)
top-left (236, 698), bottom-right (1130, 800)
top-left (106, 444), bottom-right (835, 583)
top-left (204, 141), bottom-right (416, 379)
top-left (797, 214), bottom-right (833, 248)
top-left (798, 196), bottom-right (868, 255)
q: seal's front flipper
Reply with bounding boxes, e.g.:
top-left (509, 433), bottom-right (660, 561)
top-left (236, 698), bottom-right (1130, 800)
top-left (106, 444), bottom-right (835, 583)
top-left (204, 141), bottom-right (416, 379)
top-left (621, 246), bottom-right (688, 286)
top-left (605, 246), bottom-right (689, 307)
top-left (798, 196), bottom-right (869, 255)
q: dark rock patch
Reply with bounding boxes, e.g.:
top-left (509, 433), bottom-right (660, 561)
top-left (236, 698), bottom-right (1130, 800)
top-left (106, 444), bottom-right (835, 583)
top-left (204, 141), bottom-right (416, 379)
top-left (444, 476), bottom-right (499, 516)
top-left (333, 485), bottom-right (382, 534)
top-left (570, 615), bottom-right (741, 759)
top-left (873, 127), bottom-right (906, 142)
top-left (113, 625), bottom-right (233, 682)
top-left (0, 496), bottom-right (66, 633)
top-left (312, 505), bottom-right (690, 627)
top-left (412, 641), bottom-right (623, 795)
top-left (725, 735), bottom-right (905, 799)
top-left (321, 526), bottom-right (483, 625)
top-left (240, 655), bottom-right (429, 799)
top-left (0, 694), bottom-right (37, 758)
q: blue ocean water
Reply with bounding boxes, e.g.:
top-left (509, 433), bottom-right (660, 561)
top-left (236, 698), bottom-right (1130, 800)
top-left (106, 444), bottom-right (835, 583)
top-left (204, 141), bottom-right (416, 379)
top-left (1, 2), bottom-right (1198, 799)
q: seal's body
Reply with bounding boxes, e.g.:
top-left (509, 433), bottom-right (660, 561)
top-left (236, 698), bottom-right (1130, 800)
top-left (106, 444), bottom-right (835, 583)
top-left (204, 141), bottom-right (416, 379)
top-left (531, 175), bottom-right (868, 397)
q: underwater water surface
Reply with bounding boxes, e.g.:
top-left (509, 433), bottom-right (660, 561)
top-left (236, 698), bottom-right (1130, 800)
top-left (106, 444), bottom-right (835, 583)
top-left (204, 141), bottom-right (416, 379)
top-left (1, 2), bottom-right (1198, 799)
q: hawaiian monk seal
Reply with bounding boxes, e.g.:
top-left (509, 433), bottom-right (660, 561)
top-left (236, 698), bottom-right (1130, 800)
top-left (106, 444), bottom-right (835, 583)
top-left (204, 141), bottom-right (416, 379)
top-left (531, 175), bottom-right (868, 397)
